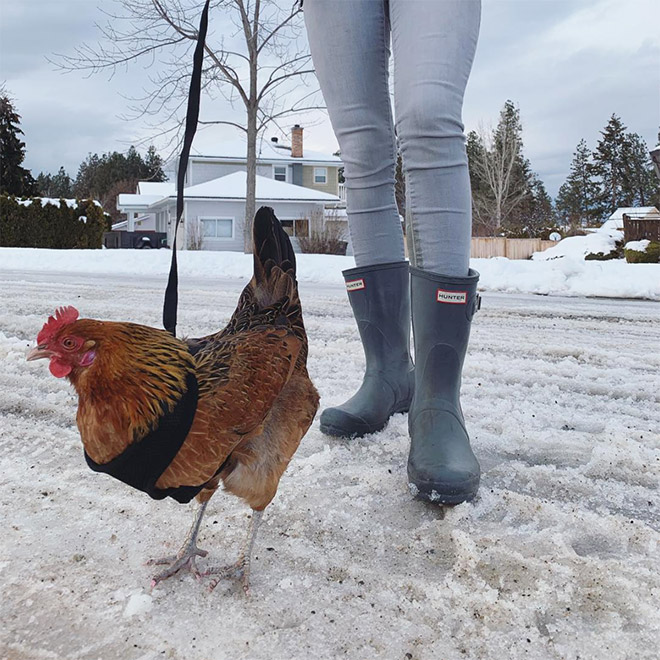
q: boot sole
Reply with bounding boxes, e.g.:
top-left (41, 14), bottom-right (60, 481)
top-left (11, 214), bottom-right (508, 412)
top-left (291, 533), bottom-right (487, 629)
top-left (408, 474), bottom-right (480, 505)
top-left (320, 402), bottom-right (411, 439)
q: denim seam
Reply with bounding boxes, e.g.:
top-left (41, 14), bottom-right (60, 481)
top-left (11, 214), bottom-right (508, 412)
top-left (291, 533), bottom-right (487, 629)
top-left (378, 0), bottom-right (399, 258)
top-left (391, 2), bottom-right (424, 270)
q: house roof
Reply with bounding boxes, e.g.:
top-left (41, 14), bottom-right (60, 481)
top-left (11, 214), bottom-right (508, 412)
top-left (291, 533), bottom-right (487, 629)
top-left (118, 182), bottom-right (175, 208)
top-left (176, 172), bottom-right (340, 202)
top-left (117, 193), bottom-right (167, 208)
top-left (137, 181), bottom-right (176, 196)
top-left (190, 135), bottom-right (342, 165)
top-left (117, 172), bottom-right (340, 211)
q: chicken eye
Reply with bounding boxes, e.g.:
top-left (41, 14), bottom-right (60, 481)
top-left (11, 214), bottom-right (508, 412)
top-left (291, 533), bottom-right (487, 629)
top-left (62, 338), bottom-right (77, 350)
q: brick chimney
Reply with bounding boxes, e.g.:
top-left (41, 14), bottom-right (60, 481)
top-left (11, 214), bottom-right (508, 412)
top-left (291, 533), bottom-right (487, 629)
top-left (291, 124), bottom-right (303, 158)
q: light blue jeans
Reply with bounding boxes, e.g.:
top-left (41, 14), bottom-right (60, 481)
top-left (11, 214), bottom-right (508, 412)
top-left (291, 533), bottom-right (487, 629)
top-left (304, 0), bottom-right (481, 276)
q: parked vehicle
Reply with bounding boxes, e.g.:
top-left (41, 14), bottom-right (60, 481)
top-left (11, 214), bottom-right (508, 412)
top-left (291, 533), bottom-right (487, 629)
top-left (103, 231), bottom-right (168, 249)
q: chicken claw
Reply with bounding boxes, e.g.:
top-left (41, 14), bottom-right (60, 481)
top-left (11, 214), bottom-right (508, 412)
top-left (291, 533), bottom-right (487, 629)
top-left (204, 555), bottom-right (251, 595)
top-left (204, 509), bottom-right (264, 596)
top-left (148, 501), bottom-right (210, 587)
top-left (148, 545), bottom-right (209, 587)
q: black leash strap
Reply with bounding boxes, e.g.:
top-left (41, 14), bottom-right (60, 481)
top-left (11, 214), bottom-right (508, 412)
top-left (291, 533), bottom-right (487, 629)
top-left (163, 0), bottom-right (211, 336)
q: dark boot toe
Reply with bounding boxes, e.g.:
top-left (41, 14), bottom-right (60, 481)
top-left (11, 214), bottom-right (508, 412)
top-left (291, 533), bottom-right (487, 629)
top-left (407, 409), bottom-right (480, 504)
top-left (320, 407), bottom-right (381, 438)
top-left (407, 462), bottom-right (480, 504)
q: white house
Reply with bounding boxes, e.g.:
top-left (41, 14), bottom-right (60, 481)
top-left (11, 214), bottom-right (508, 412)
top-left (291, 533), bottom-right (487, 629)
top-left (116, 126), bottom-right (347, 251)
top-left (117, 171), bottom-right (340, 251)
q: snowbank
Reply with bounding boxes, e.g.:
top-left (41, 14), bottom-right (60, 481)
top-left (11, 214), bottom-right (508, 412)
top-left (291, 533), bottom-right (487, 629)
top-left (533, 226), bottom-right (623, 262)
top-left (474, 256), bottom-right (659, 299)
top-left (0, 247), bottom-right (658, 300)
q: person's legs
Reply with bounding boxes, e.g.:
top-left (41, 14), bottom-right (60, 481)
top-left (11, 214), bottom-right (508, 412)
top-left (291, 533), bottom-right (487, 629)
top-left (304, 0), bottom-right (413, 438)
top-left (391, 0), bottom-right (482, 503)
top-left (391, 0), bottom-right (481, 276)
top-left (304, 0), bottom-right (404, 266)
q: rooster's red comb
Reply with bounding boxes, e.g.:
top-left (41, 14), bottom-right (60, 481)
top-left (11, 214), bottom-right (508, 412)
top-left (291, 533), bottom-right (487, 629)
top-left (37, 306), bottom-right (80, 345)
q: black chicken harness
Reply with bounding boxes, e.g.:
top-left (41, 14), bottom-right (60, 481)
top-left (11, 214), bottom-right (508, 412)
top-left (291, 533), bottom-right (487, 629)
top-left (84, 2), bottom-right (214, 504)
top-left (84, 373), bottom-right (210, 504)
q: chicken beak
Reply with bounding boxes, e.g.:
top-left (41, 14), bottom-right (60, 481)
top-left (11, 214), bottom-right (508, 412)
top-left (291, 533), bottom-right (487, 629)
top-left (26, 345), bottom-right (53, 361)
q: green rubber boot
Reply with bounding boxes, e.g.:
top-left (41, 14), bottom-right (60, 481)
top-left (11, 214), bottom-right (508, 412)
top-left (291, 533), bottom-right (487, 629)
top-left (407, 267), bottom-right (481, 504)
top-left (320, 261), bottom-right (414, 438)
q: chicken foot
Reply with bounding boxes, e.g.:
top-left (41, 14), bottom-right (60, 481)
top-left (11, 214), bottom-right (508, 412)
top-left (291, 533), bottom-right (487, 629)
top-left (205, 509), bottom-right (264, 596)
top-left (148, 500), bottom-right (209, 587)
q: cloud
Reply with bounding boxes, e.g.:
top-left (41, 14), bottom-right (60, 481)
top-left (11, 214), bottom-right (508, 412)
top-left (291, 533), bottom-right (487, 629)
top-left (464, 0), bottom-right (660, 195)
top-left (1, 0), bottom-right (658, 199)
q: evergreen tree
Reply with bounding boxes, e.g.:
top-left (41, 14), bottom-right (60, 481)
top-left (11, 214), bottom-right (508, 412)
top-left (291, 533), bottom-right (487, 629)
top-left (73, 146), bottom-right (166, 199)
top-left (36, 166), bottom-right (73, 198)
top-left (143, 145), bottom-right (165, 181)
top-left (591, 115), bottom-right (660, 216)
top-left (0, 89), bottom-right (36, 196)
top-left (527, 177), bottom-right (554, 235)
top-left (650, 129), bottom-right (660, 182)
top-left (555, 139), bottom-right (600, 228)
top-left (623, 132), bottom-right (660, 207)
top-left (591, 114), bottom-right (632, 216)
top-left (72, 146), bottom-right (166, 222)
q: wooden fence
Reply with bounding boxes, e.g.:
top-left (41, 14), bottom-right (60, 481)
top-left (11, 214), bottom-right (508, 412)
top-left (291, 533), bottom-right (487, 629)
top-left (470, 237), bottom-right (556, 260)
top-left (623, 214), bottom-right (660, 243)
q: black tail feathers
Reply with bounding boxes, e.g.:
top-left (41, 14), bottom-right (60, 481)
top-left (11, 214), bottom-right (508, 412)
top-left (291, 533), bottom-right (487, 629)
top-left (253, 206), bottom-right (297, 284)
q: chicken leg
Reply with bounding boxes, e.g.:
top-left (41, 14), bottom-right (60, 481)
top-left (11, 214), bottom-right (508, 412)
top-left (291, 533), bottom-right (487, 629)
top-left (206, 509), bottom-right (264, 595)
top-left (148, 500), bottom-right (210, 587)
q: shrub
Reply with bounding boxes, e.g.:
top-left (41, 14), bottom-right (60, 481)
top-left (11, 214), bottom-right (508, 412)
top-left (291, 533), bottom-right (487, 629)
top-left (0, 196), bottom-right (107, 248)
top-left (298, 223), bottom-right (348, 255)
top-left (585, 240), bottom-right (624, 261)
top-left (297, 209), bottom-right (348, 255)
top-left (624, 241), bottom-right (660, 264)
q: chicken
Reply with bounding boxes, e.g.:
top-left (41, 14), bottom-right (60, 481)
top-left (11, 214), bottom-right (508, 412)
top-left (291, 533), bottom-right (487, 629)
top-left (26, 207), bottom-right (319, 593)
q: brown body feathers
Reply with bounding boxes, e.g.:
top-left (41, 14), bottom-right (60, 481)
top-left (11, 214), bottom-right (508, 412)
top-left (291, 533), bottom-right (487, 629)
top-left (66, 209), bottom-right (319, 511)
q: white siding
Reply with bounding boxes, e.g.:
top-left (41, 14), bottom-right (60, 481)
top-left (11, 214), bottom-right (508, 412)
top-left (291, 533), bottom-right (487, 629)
top-left (185, 200), bottom-right (246, 251)
top-left (173, 199), bottom-right (330, 252)
top-left (158, 197), bottom-right (331, 252)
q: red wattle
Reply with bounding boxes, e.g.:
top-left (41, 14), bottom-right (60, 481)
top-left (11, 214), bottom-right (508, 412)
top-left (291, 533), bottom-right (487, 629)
top-left (49, 359), bottom-right (72, 378)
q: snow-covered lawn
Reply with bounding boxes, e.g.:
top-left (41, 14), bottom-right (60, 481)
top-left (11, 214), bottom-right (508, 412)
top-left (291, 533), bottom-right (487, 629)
top-left (1, 268), bottom-right (659, 660)
top-left (1, 246), bottom-right (659, 300)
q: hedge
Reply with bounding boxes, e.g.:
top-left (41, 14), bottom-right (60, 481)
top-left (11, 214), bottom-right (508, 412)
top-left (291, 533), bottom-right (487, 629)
top-left (0, 196), bottom-right (108, 249)
top-left (624, 241), bottom-right (660, 264)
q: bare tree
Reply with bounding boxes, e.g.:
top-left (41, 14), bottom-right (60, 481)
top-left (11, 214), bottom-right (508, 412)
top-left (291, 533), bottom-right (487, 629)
top-left (55, 0), bottom-right (323, 251)
top-left (471, 123), bottom-right (528, 234)
top-left (187, 217), bottom-right (205, 250)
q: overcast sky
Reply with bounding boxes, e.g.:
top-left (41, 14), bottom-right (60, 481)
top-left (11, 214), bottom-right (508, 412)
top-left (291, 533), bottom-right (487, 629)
top-left (1, 0), bottom-right (658, 198)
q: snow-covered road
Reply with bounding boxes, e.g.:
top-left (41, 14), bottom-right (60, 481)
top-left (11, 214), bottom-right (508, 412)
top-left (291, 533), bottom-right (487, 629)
top-left (1, 270), bottom-right (659, 660)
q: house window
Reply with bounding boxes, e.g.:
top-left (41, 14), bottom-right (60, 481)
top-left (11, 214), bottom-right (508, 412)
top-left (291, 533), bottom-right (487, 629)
top-left (314, 167), bottom-right (327, 184)
top-left (273, 165), bottom-right (287, 182)
top-left (280, 218), bottom-right (310, 238)
top-left (201, 217), bottom-right (233, 239)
